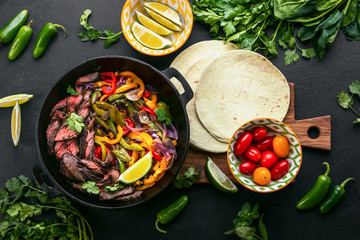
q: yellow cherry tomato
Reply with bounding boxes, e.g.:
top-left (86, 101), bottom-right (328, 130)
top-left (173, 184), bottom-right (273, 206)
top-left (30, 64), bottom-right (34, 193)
top-left (272, 136), bottom-right (289, 158)
top-left (253, 167), bottom-right (271, 186)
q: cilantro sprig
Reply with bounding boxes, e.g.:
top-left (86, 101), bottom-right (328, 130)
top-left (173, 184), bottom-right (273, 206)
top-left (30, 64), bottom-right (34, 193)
top-left (78, 9), bottom-right (122, 48)
top-left (82, 181), bottom-right (100, 195)
top-left (67, 85), bottom-right (79, 96)
top-left (173, 167), bottom-right (201, 189)
top-left (225, 202), bottom-right (268, 240)
top-left (66, 113), bottom-right (86, 133)
top-left (337, 80), bottom-right (360, 123)
top-left (0, 175), bottom-right (93, 239)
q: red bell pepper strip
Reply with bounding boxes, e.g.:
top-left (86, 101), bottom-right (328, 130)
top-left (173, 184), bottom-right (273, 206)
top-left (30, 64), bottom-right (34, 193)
top-left (125, 117), bottom-right (134, 128)
top-left (143, 90), bottom-right (151, 98)
top-left (101, 72), bottom-right (116, 95)
top-left (101, 72), bottom-right (116, 83)
top-left (122, 126), bottom-right (130, 135)
top-left (150, 150), bottom-right (162, 161)
top-left (140, 106), bottom-right (157, 117)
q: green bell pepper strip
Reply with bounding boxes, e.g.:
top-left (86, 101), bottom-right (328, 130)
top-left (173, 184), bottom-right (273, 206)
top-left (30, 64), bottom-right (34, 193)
top-left (96, 101), bottom-right (113, 110)
top-left (92, 104), bottom-right (107, 116)
top-left (95, 139), bottom-right (106, 161)
top-left (116, 157), bottom-right (126, 174)
top-left (115, 99), bottom-right (138, 115)
top-left (296, 162), bottom-right (332, 210)
top-left (107, 93), bottom-right (125, 102)
top-left (111, 148), bottom-right (131, 162)
top-left (148, 122), bottom-right (163, 138)
top-left (95, 129), bottom-right (105, 137)
top-left (8, 20), bottom-right (33, 61)
top-left (110, 106), bottom-right (126, 126)
top-left (0, 10), bottom-right (28, 43)
top-left (91, 90), bottom-right (101, 105)
top-left (107, 119), bottom-right (117, 139)
top-left (120, 138), bottom-right (144, 151)
top-left (33, 22), bottom-right (67, 59)
top-left (319, 177), bottom-right (355, 214)
top-left (94, 115), bottom-right (109, 130)
top-left (155, 195), bottom-right (188, 233)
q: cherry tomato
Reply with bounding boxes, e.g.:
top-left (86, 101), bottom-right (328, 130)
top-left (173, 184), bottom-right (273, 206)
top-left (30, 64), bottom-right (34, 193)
top-left (260, 151), bottom-right (278, 169)
top-left (244, 146), bottom-right (261, 162)
top-left (254, 136), bottom-right (273, 152)
top-left (234, 132), bottom-right (253, 155)
top-left (273, 136), bottom-right (290, 158)
top-left (271, 160), bottom-right (290, 180)
top-left (252, 127), bottom-right (267, 142)
top-left (253, 167), bottom-right (271, 185)
top-left (239, 161), bottom-right (258, 175)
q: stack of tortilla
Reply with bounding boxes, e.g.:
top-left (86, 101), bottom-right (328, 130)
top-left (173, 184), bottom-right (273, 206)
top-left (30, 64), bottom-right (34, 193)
top-left (170, 40), bottom-right (290, 153)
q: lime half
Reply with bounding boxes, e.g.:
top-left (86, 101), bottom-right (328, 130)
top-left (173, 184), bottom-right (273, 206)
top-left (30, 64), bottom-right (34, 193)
top-left (11, 101), bottom-right (21, 147)
top-left (0, 94), bottom-right (33, 108)
top-left (118, 151), bottom-right (153, 184)
top-left (205, 156), bottom-right (238, 193)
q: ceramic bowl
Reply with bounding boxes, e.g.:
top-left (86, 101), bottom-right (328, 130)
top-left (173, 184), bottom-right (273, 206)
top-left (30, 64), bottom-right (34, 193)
top-left (227, 118), bottom-right (302, 193)
top-left (121, 0), bottom-right (193, 56)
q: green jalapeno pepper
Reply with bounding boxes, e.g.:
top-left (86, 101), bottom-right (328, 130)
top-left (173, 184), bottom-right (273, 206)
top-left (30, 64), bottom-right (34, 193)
top-left (33, 22), bottom-right (66, 58)
top-left (94, 115), bottom-right (109, 130)
top-left (110, 105), bottom-right (126, 126)
top-left (115, 99), bottom-right (138, 114)
top-left (155, 195), bottom-right (188, 233)
top-left (319, 177), bottom-right (354, 214)
top-left (95, 139), bottom-right (106, 161)
top-left (96, 101), bottom-right (113, 110)
top-left (296, 162), bottom-right (332, 210)
top-left (8, 20), bottom-right (33, 60)
top-left (111, 148), bottom-right (131, 162)
top-left (91, 90), bottom-right (101, 105)
top-left (92, 104), bottom-right (107, 116)
top-left (0, 10), bottom-right (28, 43)
top-left (117, 158), bottom-right (126, 174)
top-left (107, 93), bottom-right (125, 102)
top-left (120, 138), bottom-right (144, 151)
top-left (107, 119), bottom-right (117, 138)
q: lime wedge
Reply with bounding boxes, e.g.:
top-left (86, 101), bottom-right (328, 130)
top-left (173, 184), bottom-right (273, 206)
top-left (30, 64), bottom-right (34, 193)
top-left (144, 7), bottom-right (182, 32)
top-left (0, 94), bottom-right (33, 108)
top-left (143, 1), bottom-right (183, 27)
top-left (135, 10), bottom-right (173, 36)
top-left (11, 101), bottom-right (21, 147)
top-left (205, 156), bottom-right (238, 193)
top-left (131, 21), bottom-right (172, 50)
top-left (118, 151), bottom-right (153, 184)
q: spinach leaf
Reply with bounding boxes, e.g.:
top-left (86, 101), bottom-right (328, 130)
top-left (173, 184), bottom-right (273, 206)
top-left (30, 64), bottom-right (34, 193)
top-left (342, 14), bottom-right (360, 40)
top-left (273, 0), bottom-right (317, 20)
top-left (342, 0), bottom-right (358, 27)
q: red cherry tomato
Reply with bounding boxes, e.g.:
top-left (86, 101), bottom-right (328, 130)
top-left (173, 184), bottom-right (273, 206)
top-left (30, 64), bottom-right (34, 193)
top-left (273, 136), bottom-right (290, 158)
top-left (271, 160), bottom-right (290, 180)
top-left (254, 136), bottom-right (274, 152)
top-left (234, 132), bottom-right (253, 155)
top-left (252, 127), bottom-right (267, 142)
top-left (239, 161), bottom-right (258, 175)
top-left (244, 146), bottom-right (261, 162)
top-left (260, 151), bottom-right (278, 169)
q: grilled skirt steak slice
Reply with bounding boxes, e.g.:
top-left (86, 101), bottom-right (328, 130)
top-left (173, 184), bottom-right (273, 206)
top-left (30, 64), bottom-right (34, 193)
top-left (114, 191), bottom-right (143, 201)
top-left (76, 72), bottom-right (101, 86)
top-left (54, 123), bottom-right (80, 141)
top-left (66, 138), bottom-right (79, 156)
top-left (46, 120), bottom-right (60, 153)
top-left (50, 98), bottom-right (68, 116)
top-left (78, 130), bottom-right (88, 158)
top-left (79, 159), bottom-right (104, 176)
top-left (62, 153), bottom-right (85, 182)
top-left (55, 141), bottom-right (70, 160)
top-left (68, 87), bottom-right (84, 112)
top-left (84, 130), bottom-right (95, 160)
top-left (77, 90), bottom-right (92, 120)
top-left (99, 186), bottom-right (135, 201)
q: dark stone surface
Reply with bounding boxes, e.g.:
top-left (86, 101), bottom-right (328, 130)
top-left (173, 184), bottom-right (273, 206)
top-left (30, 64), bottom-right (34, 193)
top-left (0, 1), bottom-right (359, 239)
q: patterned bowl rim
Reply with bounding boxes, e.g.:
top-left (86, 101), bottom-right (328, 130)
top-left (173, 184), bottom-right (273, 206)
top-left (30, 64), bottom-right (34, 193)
top-left (121, 0), bottom-right (194, 56)
top-left (227, 117), bottom-right (303, 193)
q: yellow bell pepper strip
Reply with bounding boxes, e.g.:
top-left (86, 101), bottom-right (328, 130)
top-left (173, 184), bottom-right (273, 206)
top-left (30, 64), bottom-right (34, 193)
top-left (144, 97), bottom-right (157, 110)
top-left (119, 138), bottom-right (144, 151)
top-left (118, 71), bottom-right (145, 98)
top-left (148, 94), bottom-right (157, 104)
top-left (172, 140), bottom-right (177, 146)
top-left (144, 175), bottom-right (156, 185)
top-left (129, 150), bottom-right (139, 167)
top-left (156, 172), bottom-right (165, 182)
top-left (114, 83), bottom-right (137, 94)
top-left (93, 81), bottom-right (111, 88)
top-left (136, 182), bottom-right (155, 191)
top-left (128, 132), bottom-right (154, 150)
top-left (128, 131), bottom-right (143, 142)
top-left (139, 132), bottom-right (153, 149)
top-left (95, 125), bottom-right (123, 144)
top-left (99, 94), bottom-right (108, 102)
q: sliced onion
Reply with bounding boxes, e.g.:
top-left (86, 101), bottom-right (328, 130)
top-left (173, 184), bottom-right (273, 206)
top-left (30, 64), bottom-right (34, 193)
top-left (155, 120), bottom-right (167, 141)
top-left (163, 138), bottom-right (176, 154)
top-left (150, 133), bottom-right (162, 141)
top-left (125, 88), bottom-right (141, 101)
top-left (131, 138), bottom-right (143, 144)
top-left (125, 121), bottom-right (144, 132)
top-left (166, 124), bottom-right (178, 140)
top-left (139, 110), bottom-right (152, 124)
top-left (165, 152), bottom-right (176, 171)
top-left (149, 113), bottom-right (156, 122)
top-left (153, 142), bottom-right (171, 160)
top-left (131, 114), bottom-right (143, 128)
top-left (145, 84), bottom-right (159, 94)
top-left (85, 83), bottom-right (94, 91)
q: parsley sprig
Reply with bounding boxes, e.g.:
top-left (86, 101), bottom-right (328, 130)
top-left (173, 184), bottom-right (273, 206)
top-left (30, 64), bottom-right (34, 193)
top-left (0, 175), bottom-right (93, 239)
top-left (78, 9), bottom-right (122, 48)
top-left (337, 80), bottom-right (360, 123)
top-left (173, 167), bottom-right (201, 189)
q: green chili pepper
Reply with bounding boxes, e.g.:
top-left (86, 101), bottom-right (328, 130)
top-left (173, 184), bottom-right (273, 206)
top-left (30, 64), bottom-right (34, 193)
top-left (108, 119), bottom-right (117, 138)
top-left (155, 195), bottom-right (188, 234)
top-left (33, 22), bottom-right (66, 59)
top-left (95, 139), bottom-right (106, 161)
top-left (110, 106), bottom-right (126, 126)
top-left (91, 90), bottom-right (101, 105)
top-left (115, 99), bottom-right (138, 114)
top-left (111, 148), bottom-right (131, 162)
top-left (8, 20), bottom-right (33, 60)
top-left (296, 162), bottom-right (332, 210)
top-left (94, 115), bottom-right (109, 130)
top-left (0, 10), bottom-right (28, 43)
top-left (120, 138), bottom-right (144, 151)
top-left (92, 104), bottom-right (107, 116)
top-left (319, 177), bottom-right (354, 214)
top-left (117, 158), bottom-right (126, 174)
top-left (148, 122), bottom-right (163, 138)
top-left (107, 93), bottom-right (125, 102)
top-left (96, 101), bottom-right (113, 110)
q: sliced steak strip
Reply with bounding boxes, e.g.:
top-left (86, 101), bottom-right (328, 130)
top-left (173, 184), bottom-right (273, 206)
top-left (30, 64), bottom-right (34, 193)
top-left (62, 153), bottom-right (85, 182)
top-left (114, 191), bottom-right (142, 201)
top-left (54, 123), bottom-right (80, 141)
top-left (68, 86), bottom-right (84, 112)
top-left (78, 129), bottom-right (88, 158)
top-left (84, 130), bottom-right (95, 160)
top-left (79, 159), bottom-right (104, 176)
top-left (72, 182), bottom-right (86, 193)
top-left (76, 72), bottom-right (101, 86)
top-left (55, 141), bottom-right (70, 160)
top-left (46, 120), bottom-right (60, 153)
top-left (77, 90), bottom-right (92, 120)
top-left (99, 186), bottom-right (135, 201)
top-left (65, 138), bottom-right (79, 156)
top-left (50, 98), bottom-right (68, 116)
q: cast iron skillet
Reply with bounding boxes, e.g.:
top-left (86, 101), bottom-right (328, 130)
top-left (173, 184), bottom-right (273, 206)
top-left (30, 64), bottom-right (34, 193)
top-left (34, 56), bottom-right (193, 209)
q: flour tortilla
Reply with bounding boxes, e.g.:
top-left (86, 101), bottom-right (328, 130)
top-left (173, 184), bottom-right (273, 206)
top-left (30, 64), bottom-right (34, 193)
top-left (170, 40), bottom-right (238, 93)
top-left (185, 57), bottom-right (229, 152)
top-left (195, 50), bottom-right (290, 143)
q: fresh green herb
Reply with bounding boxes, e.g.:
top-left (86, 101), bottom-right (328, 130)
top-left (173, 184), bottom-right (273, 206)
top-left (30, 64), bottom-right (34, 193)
top-left (0, 175), bottom-right (93, 239)
top-left (105, 183), bottom-right (124, 193)
top-left (78, 9), bottom-right (122, 48)
top-left (82, 181), bottom-right (100, 195)
top-left (67, 85), bottom-right (79, 96)
top-left (173, 167), bottom-right (201, 189)
top-left (155, 108), bottom-right (172, 125)
top-left (225, 202), bottom-right (268, 240)
top-left (66, 113), bottom-right (86, 133)
top-left (337, 80), bottom-right (360, 123)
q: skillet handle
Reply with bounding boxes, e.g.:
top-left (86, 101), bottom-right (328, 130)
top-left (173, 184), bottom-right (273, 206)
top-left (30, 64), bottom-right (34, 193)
top-left (32, 163), bottom-right (62, 197)
top-left (162, 67), bottom-right (193, 105)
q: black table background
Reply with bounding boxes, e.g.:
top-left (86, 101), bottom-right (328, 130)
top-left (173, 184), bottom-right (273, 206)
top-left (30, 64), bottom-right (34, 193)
top-left (0, 1), bottom-right (359, 239)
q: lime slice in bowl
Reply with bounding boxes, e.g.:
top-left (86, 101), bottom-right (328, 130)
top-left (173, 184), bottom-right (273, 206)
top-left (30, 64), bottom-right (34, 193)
top-left (118, 151), bottom-right (153, 184)
top-left (135, 10), bottom-right (173, 36)
top-left (205, 156), bottom-right (238, 193)
top-left (143, 1), bottom-right (183, 27)
top-left (11, 101), bottom-right (21, 147)
top-left (144, 7), bottom-right (182, 32)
